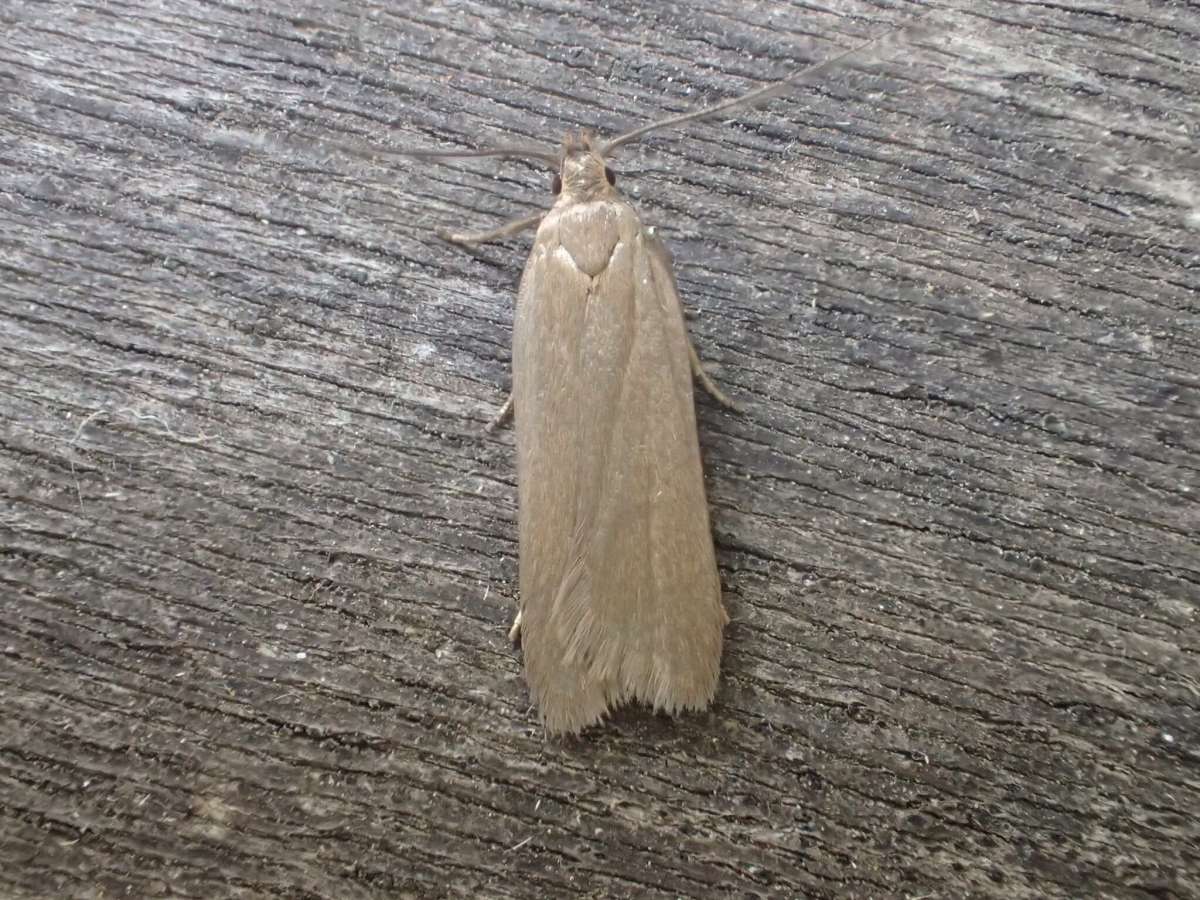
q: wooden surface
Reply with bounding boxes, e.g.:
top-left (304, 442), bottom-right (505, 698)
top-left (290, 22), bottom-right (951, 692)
top-left (2, 1), bottom-right (1198, 897)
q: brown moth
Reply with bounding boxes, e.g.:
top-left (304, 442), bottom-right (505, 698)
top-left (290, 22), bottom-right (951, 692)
top-left (508, 129), bottom-right (734, 735)
top-left (409, 17), bottom-right (935, 734)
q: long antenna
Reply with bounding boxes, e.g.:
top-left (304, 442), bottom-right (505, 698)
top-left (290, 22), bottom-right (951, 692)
top-left (401, 145), bottom-right (558, 166)
top-left (600, 14), bottom-right (940, 156)
top-left (332, 141), bottom-right (558, 168)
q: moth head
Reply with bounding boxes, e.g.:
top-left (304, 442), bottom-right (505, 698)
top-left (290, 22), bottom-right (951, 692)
top-left (555, 130), bottom-right (616, 201)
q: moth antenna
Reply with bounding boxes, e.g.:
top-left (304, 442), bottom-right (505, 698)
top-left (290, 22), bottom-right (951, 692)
top-left (294, 136), bottom-right (558, 169)
top-left (403, 145), bottom-right (559, 167)
top-left (599, 13), bottom-right (941, 156)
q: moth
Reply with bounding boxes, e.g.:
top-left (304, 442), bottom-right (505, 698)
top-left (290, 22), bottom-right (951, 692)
top-left (407, 18), bottom-right (934, 734)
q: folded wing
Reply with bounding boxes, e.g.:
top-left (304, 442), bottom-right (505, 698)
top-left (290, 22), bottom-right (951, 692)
top-left (513, 198), bottom-right (725, 735)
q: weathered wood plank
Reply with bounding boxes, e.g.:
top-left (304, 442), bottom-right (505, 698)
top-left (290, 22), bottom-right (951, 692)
top-left (1, 1), bottom-right (1197, 898)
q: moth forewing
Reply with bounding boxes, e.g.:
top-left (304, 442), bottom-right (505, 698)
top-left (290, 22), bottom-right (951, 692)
top-left (512, 135), bottom-right (726, 734)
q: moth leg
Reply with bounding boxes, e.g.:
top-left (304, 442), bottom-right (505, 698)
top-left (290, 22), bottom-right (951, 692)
top-left (486, 394), bottom-right (514, 433)
top-left (439, 210), bottom-right (543, 246)
top-left (688, 341), bottom-right (741, 411)
top-left (508, 608), bottom-right (522, 646)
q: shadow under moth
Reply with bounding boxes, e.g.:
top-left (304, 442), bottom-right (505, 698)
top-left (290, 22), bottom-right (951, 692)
top-left (404, 15), bottom-right (935, 735)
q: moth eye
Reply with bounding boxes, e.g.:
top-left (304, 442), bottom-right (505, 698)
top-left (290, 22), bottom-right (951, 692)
top-left (604, 166), bottom-right (616, 186)
top-left (552, 174), bottom-right (562, 195)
